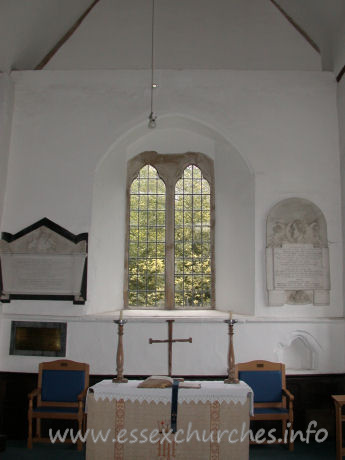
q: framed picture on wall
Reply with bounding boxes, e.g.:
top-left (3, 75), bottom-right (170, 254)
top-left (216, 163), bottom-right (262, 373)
top-left (9, 321), bottom-right (67, 357)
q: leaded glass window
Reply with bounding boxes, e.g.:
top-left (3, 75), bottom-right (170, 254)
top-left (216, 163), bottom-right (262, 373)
top-left (174, 165), bottom-right (211, 307)
top-left (128, 165), bottom-right (166, 307)
top-left (125, 152), bottom-right (214, 310)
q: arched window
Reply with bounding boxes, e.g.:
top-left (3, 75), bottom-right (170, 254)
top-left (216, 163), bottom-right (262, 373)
top-left (125, 152), bottom-right (214, 309)
top-left (127, 165), bottom-right (166, 307)
top-left (174, 165), bottom-right (211, 307)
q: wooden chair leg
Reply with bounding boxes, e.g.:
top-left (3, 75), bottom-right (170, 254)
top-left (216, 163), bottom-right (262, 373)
top-left (83, 414), bottom-right (87, 435)
top-left (335, 404), bottom-right (342, 460)
top-left (288, 419), bottom-right (294, 451)
top-left (77, 417), bottom-right (83, 451)
top-left (36, 418), bottom-right (41, 440)
top-left (27, 414), bottom-right (33, 449)
top-left (282, 419), bottom-right (287, 443)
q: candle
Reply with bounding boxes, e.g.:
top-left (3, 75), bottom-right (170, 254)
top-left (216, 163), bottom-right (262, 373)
top-left (120, 309), bottom-right (123, 320)
top-left (229, 311), bottom-right (232, 321)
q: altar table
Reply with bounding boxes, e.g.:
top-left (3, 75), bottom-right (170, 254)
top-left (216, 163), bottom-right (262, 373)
top-left (86, 380), bottom-right (253, 460)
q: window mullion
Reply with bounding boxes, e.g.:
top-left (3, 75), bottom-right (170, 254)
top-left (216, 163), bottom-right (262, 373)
top-left (165, 182), bottom-right (175, 309)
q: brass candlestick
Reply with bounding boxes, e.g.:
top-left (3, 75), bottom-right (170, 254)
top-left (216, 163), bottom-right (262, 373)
top-left (112, 319), bottom-right (128, 383)
top-left (224, 319), bottom-right (239, 384)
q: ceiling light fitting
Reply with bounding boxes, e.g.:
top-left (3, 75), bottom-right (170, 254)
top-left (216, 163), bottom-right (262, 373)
top-left (148, 112), bottom-right (157, 129)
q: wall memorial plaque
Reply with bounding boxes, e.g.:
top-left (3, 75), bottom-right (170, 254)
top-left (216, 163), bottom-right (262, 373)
top-left (266, 198), bottom-right (330, 306)
top-left (0, 218), bottom-right (87, 304)
top-left (9, 321), bottom-right (67, 356)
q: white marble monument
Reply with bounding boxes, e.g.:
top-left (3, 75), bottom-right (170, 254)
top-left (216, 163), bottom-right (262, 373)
top-left (0, 218), bottom-right (87, 304)
top-left (266, 198), bottom-right (330, 306)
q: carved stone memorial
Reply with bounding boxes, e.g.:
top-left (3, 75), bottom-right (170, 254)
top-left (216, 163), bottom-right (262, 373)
top-left (0, 218), bottom-right (87, 304)
top-left (266, 198), bottom-right (330, 306)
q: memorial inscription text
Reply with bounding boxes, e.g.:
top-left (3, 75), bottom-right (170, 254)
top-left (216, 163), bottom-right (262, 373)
top-left (273, 245), bottom-right (329, 290)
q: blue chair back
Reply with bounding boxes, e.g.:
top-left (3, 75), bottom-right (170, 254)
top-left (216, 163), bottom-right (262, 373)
top-left (239, 370), bottom-right (282, 403)
top-left (41, 369), bottom-right (86, 402)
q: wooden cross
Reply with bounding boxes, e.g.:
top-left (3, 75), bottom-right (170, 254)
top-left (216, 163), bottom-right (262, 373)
top-left (149, 320), bottom-right (192, 376)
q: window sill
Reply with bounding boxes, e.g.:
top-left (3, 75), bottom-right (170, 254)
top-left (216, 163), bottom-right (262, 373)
top-left (100, 309), bottom-right (233, 322)
top-left (0, 310), bottom-right (343, 323)
top-left (95, 310), bottom-right (345, 323)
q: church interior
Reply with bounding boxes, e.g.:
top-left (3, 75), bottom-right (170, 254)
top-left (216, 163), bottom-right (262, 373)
top-left (0, 0), bottom-right (345, 458)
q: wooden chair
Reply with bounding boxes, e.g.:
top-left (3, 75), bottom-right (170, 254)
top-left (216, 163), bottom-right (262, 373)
top-left (332, 395), bottom-right (345, 460)
top-left (235, 360), bottom-right (294, 451)
top-left (28, 359), bottom-right (89, 451)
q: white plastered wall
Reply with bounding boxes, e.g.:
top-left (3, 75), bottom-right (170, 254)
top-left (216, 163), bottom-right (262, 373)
top-left (0, 316), bottom-right (343, 375)
top-left (338, 76), bottom-right (345, 334)
top-left (0, 73), bottom-right (14, 227)
top-left (0, 69), bottom-right (344, 375)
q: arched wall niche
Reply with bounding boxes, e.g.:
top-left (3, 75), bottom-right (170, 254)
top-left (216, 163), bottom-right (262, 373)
top-left (87, 114), bottom-right (254, 315)
top-left (275, 330), bottom-right (321, 371)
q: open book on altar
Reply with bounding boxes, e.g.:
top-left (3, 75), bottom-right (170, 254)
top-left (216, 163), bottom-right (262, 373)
top-left (137, 376), bottom-right (201, 389)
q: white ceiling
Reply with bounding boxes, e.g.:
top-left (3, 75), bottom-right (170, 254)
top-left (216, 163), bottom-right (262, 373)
top-left (0, 0), bottom-right (344, 74)
top-left (275, 0), bottom-right (345, 73)
top-left (0, 0), bottom-right (91, 71)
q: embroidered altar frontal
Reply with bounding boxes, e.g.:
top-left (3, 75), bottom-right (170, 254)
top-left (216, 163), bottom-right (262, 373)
top-left (86, 380), bottom-right (253, 460)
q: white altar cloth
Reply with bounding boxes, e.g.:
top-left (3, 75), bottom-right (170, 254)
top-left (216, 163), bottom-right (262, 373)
top-left (88, 379), bottom-right (253, 412)
top-left (86, 380), bottom-right (253, 460)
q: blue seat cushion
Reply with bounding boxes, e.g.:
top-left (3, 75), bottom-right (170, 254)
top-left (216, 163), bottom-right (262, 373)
top-left (254, 408), bottom-right (288, 415)
top-left (239, 370), bottom-right (282, 403)
top-left (33, 406), bottom-right (79, 414)
top-left (41, 370), bottom-right (85, 402)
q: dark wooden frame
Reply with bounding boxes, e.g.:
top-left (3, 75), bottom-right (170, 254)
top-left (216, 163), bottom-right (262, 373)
top-left (9, 321), bottom-right (67, 357)
top-left (235, 360), bottom-right (295, 451)
top-left (27, 359), bottom-right (89, 451)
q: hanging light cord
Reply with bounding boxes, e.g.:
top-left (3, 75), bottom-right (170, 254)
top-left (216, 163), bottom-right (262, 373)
top-left (148, 0), bottom-right (157, 127)
top-left (150, 0), bottom-right (155, 114)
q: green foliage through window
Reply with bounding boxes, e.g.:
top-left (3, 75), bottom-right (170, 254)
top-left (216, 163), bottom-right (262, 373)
top-left (128, 165), bottom-right (166, 307)
top-left (174, 165), bottom-right (211, 307)
top-left (127, 160), bottom-right (213, 308)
